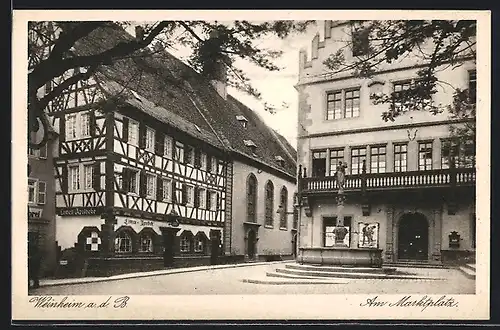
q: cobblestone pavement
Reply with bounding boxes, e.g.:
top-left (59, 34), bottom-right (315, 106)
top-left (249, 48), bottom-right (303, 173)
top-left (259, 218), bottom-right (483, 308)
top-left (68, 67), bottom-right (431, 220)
top-left (29, 264), bottom-right (475, 295)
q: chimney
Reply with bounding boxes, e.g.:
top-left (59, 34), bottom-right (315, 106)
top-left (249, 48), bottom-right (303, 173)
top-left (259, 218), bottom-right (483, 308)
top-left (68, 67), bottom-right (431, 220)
top-left (207, 30), bottom-right (227, 100)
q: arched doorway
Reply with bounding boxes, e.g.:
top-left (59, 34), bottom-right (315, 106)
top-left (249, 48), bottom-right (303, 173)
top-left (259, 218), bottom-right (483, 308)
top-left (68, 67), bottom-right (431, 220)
top-left (247, 229), bottom-right (256, 259)
top-left (398, 213), bottom-right (429, 261)
top-left (291, 232), bottom-right (297, 257)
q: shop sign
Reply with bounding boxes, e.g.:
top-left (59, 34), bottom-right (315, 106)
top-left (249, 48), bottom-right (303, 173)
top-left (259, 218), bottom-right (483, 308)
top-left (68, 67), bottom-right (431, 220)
top-left (57, 207), bottom-right (101, 216)
top-left (115, 217), bottom-right (178, 234)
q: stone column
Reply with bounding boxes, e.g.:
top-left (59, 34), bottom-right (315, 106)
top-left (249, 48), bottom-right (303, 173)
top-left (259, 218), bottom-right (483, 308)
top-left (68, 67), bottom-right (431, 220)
top-left (432, 208), bottom-right (443, 264)
top-left (385, 206), bottom-right (394, 262)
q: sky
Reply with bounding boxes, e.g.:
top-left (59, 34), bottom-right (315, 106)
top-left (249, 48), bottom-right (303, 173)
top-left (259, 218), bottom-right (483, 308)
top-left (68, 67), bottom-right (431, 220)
top-left (165, 22), bottom-right (321, 149)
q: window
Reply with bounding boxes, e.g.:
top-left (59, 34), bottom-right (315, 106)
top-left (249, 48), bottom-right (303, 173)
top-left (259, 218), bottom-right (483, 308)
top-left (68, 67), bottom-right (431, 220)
top-left (164, 136), bottom-right (173, 158)
top-left (175, 183), bottom-right (183, 204)
top-left (326, 91), bottom-right (342, 120)
top-left (180, 235), bottom-right (191, 253)
top-left (185, 146), bottom-right (195, 165)
top-left (125, 169), bottom-right (139, 194)
top-left (393, 80), bottom-right (431, 112)
top-left (441, 139), bottom-right (475, 169)
top-left (326, 89), bottom-right (360, 120)
top-left (139, 233), bottom-right (153, 253)
top-left (351, 147), bottom-right (367, 175)
top-left (264, 181), bottom-right (274, 227)
top-left (200, 152), bottom-right (207, 169)
top-left (37, 181), bottom-right (46, 204)
top-left (65, 112), bottom-right (92, 140)
top-left (128, 120), bottom-right (140, 146)
top-left (394, 144), bottom-right (408, 172)
top-left (114, 231), bottom-right (132, 253)
top-left (145, 127), bottom-right (155, 152)
top-left (66, 114), bottom-right (78, 140)
top-left (175, 142), bottom-right (184, 163)
top-left (345, 89), bottom-right (360, 118)
top-left (329, 149), bottom-right (345, 176)
top-left (210, 156), bottom-right (218, 173)
top-left (468, 70), bottom-right (476, 103)
top-left (209, 191), bottom-right (218, 211)
top-left (441, 140), bottom-right (459, 169)
top-left (80, 112), bottom-right (91, 137)
top-left (370, 146), bottom-right (386, 173)
top-left (279, 187), bottom-right (288, 229)
top-left (323, 216), bottom-right (352, 247)
top-left (419, 142), bottom-right (433, 171)
top-left (146, 173), bottom-right (156, 199)
top-left (28, 179), bottom-right (36, 204)
top-left (198, 188), bottom-right (207, 209)
top-left (185, 185), bottom-right (195, 206)
top-left (352, 28), bottom-right (370, 56)
top-left (312, 150), bottom-right (327, 177)
top-left (69, 165), bottom-right (80, 191)
top-left (194, 234), bottom-right (206, 253)
top-left (83, 164), bottom-right (93, 190)
top-left (247, 174), bottom-right (257, 223)
top-left (161, 178), bottom-right (172, 201)
top-left (28, 144), bottom-right (47, 159)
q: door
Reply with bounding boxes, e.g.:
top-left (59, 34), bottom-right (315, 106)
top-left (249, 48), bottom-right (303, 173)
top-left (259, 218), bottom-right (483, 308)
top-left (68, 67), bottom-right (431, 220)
top-left (398, 213), bottom-right (429, 261)
top-left (210, 230), bottom-right (221, 265)
top-left (161, 228), bottom-right (177, 267)
top-left (247, 230), bottom-right (256, 259)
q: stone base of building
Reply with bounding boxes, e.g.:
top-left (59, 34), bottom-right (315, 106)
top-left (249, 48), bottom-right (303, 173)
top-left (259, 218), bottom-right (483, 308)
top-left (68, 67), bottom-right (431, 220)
top-left (441, 249), bottom-right (476, 265)
top-left (298, 247), bottom-right (383, 267)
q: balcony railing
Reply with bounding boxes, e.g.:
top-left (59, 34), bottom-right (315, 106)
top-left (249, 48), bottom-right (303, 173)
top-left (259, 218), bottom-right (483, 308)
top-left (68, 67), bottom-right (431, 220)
top-left (299, 167), bottom-right (475, 194)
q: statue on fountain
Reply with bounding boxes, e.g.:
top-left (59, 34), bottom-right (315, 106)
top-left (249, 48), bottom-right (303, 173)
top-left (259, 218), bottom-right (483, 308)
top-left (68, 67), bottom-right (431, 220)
top-left (333, 161), bottom-right (349, 245)
top-left (335, 161), bottom-right (348, 194)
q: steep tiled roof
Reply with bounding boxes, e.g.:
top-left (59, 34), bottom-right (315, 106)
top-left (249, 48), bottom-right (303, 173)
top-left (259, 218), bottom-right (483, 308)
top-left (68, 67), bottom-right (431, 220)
top-left (73, 23), bottom-right (297, 179)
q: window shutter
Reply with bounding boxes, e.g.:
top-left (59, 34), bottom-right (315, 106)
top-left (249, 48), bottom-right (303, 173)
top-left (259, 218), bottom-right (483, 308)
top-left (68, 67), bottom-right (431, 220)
top-left (39, 144), bottom-right (48, 159)
top-left (139, 170), bottom-right (147, 197)
top-left (93, 162), bottom-right (101, 191)
top-left (193, 187), bottom-right (199, 208)
top-left (172, 182), bottom-right (177, 203)
top-left (122, 117), bottom-right (129, 142)
top-left (61, 166), bottom-right (68, 193)
top-left (181, 184), bottom-right (187, 205)
top-left (194, 149), bottom-right (201, 168)
top-left (206, 190), bottom-right (211, 210)
top-left (207, 156), bottom-right (212, 172)
top-left (138, 123), bottom-right (146, 149)
top-left (216, 192), bottom-right (220, 211)
top-left (89, 110), bottom-right (96, 137)
top-left (155, 132), bottom-right (165, 156)
top-left (183, 145), bottom-right (190, 164)
top-left (59, 115), bottom-right (66, 142)
top-left (121, 168), bottom-right (130, 192)
top-left (157, 177), bottom-right (163, 201)
top-left (37, 181), bottom-right (46, 204)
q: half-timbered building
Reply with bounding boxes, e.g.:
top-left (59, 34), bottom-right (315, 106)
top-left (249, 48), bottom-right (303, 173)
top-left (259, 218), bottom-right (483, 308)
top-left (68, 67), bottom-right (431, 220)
top-left (42, 23), bottom-right (297, 277)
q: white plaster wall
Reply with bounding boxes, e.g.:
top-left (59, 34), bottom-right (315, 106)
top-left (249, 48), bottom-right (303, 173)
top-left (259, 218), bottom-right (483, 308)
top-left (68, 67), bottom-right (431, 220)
top-left (231, 160), bottom-right (297, 256)
top-left (56, 215), bottom-right (104, 250)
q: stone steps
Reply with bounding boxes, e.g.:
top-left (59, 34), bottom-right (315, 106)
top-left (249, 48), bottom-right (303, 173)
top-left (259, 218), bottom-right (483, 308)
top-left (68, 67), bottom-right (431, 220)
top-left (287, 263), bottom-right (397, 274)
top-left (458, 263), bottom-right (476, 280)
top-left (242, 277), bottom-right (347, 285)
top-left (384, 261), bottom-right (446, 269)
top-left (274, 267), bottom-right (444, 280)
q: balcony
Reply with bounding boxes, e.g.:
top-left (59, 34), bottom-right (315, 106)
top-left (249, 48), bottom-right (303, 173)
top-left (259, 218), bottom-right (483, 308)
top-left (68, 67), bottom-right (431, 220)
top-left (299, 167), bottom-right (475, 195)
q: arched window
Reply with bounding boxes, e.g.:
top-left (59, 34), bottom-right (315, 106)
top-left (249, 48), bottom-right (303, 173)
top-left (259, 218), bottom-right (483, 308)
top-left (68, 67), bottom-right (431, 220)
top-left (265, 180), bottom-right (274, 227)
top-left (279, 186), bottom-right (288, 229)
top-left (194, 232), bottom-right (208, 254)
top-left (246, 174), bottom-right (258, 223)
top-left (114, 231), bottom-right (132, 253)
top-left (180, 231), bottom-right (193, 253)
top-left (139, 232), bottom-right (154, 253)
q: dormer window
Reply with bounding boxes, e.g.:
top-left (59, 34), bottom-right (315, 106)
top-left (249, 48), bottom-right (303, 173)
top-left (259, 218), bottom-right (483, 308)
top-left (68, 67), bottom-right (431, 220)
top-left (275, 155), bottom-right (285, 167)
top-left (236, 115), bottom-right (248, 128)
top-left (243, 139), bottom-right (257, 155)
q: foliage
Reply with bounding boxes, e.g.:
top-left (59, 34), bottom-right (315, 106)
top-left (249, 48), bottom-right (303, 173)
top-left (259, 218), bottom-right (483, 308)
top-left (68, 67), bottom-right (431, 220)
top-left (27, 20), bottom-right (315, 148)
top-left (322, 20), bottom-right (476, 138)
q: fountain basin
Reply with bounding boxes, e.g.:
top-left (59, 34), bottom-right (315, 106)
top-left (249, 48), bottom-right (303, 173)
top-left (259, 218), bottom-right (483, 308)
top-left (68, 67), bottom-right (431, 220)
top-left (298, 247), bottom-right (383, 268)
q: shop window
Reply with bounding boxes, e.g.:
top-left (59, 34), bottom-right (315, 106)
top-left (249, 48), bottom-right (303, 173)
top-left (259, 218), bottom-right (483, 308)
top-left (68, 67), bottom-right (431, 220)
top-left (114, 231), bottom-right (133, 253)
top-left (194, 233), bottom-right (207, 253)
top-left (139, 233), bottom-right (154, 253)
top-left (180, 233), bottom-right (193, 253)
